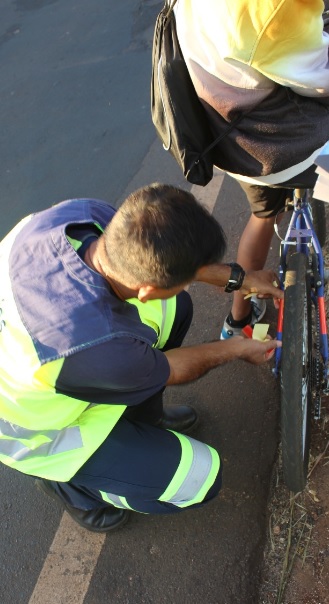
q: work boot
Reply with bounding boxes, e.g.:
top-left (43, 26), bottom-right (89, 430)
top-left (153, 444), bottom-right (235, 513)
top-left (36, 479), bottom-right (130, 533)
top-left (155, 405), bottom-right (199, 433)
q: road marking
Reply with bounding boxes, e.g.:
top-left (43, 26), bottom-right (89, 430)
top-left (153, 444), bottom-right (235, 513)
top-left (28, 161), bottom-right (226, 604)
top-left (29, 513), bottom-right (106, 604)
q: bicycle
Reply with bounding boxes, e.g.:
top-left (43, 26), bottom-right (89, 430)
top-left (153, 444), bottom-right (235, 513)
top-left (273, 188), bottom-right (329, 493)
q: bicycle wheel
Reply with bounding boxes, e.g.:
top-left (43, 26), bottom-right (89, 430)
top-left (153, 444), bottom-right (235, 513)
top-left (311, 197), bottom-right (326, 248)
top-left (281, 252), bottom-right (312, 493)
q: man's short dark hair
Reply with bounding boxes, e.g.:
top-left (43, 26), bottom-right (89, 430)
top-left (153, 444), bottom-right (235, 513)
top-left (103, 183), bottom-right (227, 288)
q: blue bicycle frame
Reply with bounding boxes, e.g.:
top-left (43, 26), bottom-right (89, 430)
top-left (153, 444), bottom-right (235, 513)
top-left (274, 188), bottom-right (329, 418)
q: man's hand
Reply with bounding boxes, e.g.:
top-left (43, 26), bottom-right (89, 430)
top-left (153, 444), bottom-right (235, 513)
top-left (240, 268), bottom-right (283, 306)
top-left (195, 264), bottom-right (283, 303)
top-left (234, 335), bottom-right (281, 364)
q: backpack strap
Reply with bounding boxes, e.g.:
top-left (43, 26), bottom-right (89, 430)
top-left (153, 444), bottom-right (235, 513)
top-left (165, 0), bottom-right (179, 18)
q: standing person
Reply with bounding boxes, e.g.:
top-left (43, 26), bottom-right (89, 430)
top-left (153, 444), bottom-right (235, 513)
top-left (0, 184), bottom-right (281, 532)
top-left (173, 0), bottom-right (329, 338)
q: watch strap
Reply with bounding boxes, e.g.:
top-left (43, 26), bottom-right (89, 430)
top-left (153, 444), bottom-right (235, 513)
top-left (224, 263), bottom-right (245, 293)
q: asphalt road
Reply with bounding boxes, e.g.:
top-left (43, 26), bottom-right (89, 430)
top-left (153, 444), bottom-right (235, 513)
top-left (0, 2), bottom-right (281, 603)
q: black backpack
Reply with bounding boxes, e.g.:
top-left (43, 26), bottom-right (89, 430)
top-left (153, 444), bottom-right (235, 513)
top-left (151, 0), bottom-right (244, 186)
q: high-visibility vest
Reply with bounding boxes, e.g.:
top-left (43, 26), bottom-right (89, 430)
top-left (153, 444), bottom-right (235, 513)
top-left (0, 199), bottom-right (176, 481)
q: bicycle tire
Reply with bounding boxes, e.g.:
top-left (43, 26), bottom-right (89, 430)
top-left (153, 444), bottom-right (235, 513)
top-left (281, 252), bottom-right (312, 493)
top-left (311, 197), bottom-right (326, 248)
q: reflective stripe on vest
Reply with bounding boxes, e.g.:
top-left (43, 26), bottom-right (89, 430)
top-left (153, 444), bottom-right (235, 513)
top-left (100, 433), bottom-right (220, 511)
top-left (0, 418), bottom-right (83, 460)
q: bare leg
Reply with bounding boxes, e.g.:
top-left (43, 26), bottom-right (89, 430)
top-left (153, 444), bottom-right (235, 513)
top-left (231, 214), bottom-right (276, 321)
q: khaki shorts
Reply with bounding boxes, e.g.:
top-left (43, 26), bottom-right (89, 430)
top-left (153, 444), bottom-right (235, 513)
top-left (238, 164), bottom-right (318, 218)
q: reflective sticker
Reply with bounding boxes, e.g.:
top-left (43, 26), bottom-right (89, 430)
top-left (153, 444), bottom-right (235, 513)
top-left (160, 433), bottom-right (220, 508)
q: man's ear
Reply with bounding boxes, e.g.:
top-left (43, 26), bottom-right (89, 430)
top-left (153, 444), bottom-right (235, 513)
top-left (137, 285), bottom-right (158, 302)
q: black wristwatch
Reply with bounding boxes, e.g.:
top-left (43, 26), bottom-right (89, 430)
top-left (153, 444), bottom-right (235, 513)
top-left (224, 263), bottom-right (245, 293)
